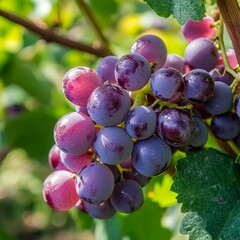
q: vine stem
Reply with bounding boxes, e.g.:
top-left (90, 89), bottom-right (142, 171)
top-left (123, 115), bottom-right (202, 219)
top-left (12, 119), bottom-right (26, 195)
top-left (0, 9), bottom-right (112, 57)
top-left (217, 0), bottom-right (240, 64)
top-left (75, 0), bottom-right (112, 54)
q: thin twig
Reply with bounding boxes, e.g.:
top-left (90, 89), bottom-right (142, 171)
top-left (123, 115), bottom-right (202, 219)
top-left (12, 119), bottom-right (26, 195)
top-left (0, 9), bottom-right (112, 57)
top-left (75, 0), bottom-right (111, 52)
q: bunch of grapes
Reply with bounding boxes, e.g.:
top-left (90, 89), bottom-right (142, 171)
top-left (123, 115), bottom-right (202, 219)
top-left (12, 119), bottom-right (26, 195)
top-left (42, 16), bottom-right (240, 219)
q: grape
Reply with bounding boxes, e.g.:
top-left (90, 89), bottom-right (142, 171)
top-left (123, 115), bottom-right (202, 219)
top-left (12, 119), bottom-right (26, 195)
top-left (75, 105), bottom-right (89, 116)
top-left (150, 67), bottom-right (184, 102)
top-left (60, 150), bottom-right (92, 173)
top-left (54, 112), bottom-right (96, 155)
top-left (94, 127), bottom-right (133, 165)
top-left (130, 34), bottom-right (167, 70)
top-left (131, 136), bottom-right (172, 177)
top-left (120, 156), bottom-right (133, 169)
top-left (96, 56), bottom-right (119, 84)
top-left (192, 103), bottom-right (212, 119)
top-left (106, 164), bottom-right (121, 183)
top-left (110, 180), bottom-right (144, 213)
top-left (157, 108), bottom-right (196, 147)
top-left (163, 54), bottom-right (186, 74)
top-left (234, 94), bottom-right (240, 117)
top-left (218, 49), bottom-right (238, 68)
top-left (48, 144), bottom-right (69, 171)
top-left (179, 117), bottom-right (208, 151)
top-left (75, 199), bottom-right (86, 212)
top-left (87, 83), bottom-right (131, 126)
top-left (210, 66), bottom-right (234, 86)
top-left (123, 169), bottom-right (151, 187)
top-left (211, 112), bottom-right (240, 141)
top-left (42, 170), bottom-right (79, 211)
top-left (184, 38), bottom-right (219, 71)
top-left (83, 198), bottom-right (116, 219)
top-left (75, 162), bottom-right (115, 204)
top-left (115, 53), bottom-right (151, 91)
top-left (124, 105), bottom-right (157, 140)
top-left (62, 67), bottom-right (101, 106)
top-left (182, 16), bottom-right (215, 42)
top-left (183, 69), bottom-right (215, 103)
top-left (203, 81), bottom-right (233, 115)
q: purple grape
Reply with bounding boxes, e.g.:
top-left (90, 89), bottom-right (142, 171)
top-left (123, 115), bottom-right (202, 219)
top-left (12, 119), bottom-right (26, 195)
top-left (163, 54), bottom-right (186, 74)
top-left (106, 164), bottom-right (121, 183)
top-left (157, 108), bottom-right (196, 147)
top-left (178, 117), bottom-right (208, 151)
top-left (210, 66), bottom-right (234, 86)
top-left (234, 94), bottom-right (240, 117)
top-left (75, 105), bottom-right (89, 116)
top-left (87, 83), bottom-right (131, 126)
top-left (62, 67), bottom-right (101, 106)
top-left (94, 127), bottom-right (133, 165)
top-left (130, 34), bottom-right (167, 70)
top-left (150, 67), bottom-right (184, 102)
top-left (123, 169), bottom-right (151, 187)
top-left (60, 151), bottom-right (92, 173)
top-left (42, 170), bottom-right (80, 211)
top-left (192, 103), bottom-right (213, 119)
top-left (83, 198), bottom-right (116, 219)
top-left (54, 112), bottom-right (96, 155)
top-left (184, 38), bottom-right (219, 71)
top-left (218, 49), bottom-right (238, 68)
top-left (48, 144), bottom-right (69, 171)
top-left (124, 106), bottom-right (157, 140)
top-left (182, 16), bottom-right (215, 42)
top-left (211, 112), bottom-right (240, 141)
top-left (110, 180), bottom-right (144, 213)
top-left (131, 136), bottom-right (172, 177)
top-left (75, 162), bottom-right (115, 204)
top-left (75, 199), bottom-right (86, 213)
top-left (96, 56), bottom-right (119, 84)
top-left (183, 69), bottom-right (215, 103)
top-left (203, 82), bottom-right (233, 115)
top-left (115, 53), bottom-right (151, 91)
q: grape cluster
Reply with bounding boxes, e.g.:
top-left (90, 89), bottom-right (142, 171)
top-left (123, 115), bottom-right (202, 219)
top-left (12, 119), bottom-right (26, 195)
top-left (43, 16), bottom-right (240, 219)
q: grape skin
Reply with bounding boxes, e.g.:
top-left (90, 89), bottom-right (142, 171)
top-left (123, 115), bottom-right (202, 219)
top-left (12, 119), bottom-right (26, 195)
top-left (203, 81), bottom-right (233, 115)
top-left (54, 112), bottom-right (96, 155)
top-left (132, 135), bottom-right (172, 177)
top-left (157, 108), bottom-right (196, 147)
top-left (60, 150), bottom-right (92, 173)
top-left (150, 67), bottom-right (184, 102)
top-left (110, 180), bottom-right (144, 213)
top-left (62, 66), bottom-right (101, 106)
top-left (124, 105), bottom-right (157, 140)
top-left (75, 162), bottom-right (115, 204)
top-left (163, 54), bottom-right (186, 74)
top-left (87, 83), bottom-right (131, 126)
top-left (94, 127), bottom-right (133, 165)
top-left (42, 170), bottom-right (80, 211)
top-left (182, 16), bottom-right (215, 42)
top-left (234, 94), bottom-right (240, 118)
top-left (210, 66), bottom-right (234, 86)
top-left (48, 144), bottom-right (69, 171)
top-left (130, 34), bottom-right (167, 70)
top-left (183, 69), bottom-right (215, 103)
top-left (211, 112), bottom-right (240, 141)
top-left (97, 56), bottom-right (119, 84)
top-left (115, 53), bottom-right (151, 91)
top-left (184, 38), bottom-right (219, 71)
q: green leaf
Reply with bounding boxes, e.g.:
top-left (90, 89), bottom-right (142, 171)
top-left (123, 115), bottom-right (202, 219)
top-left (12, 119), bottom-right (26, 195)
top-left (172, 0), bottom-right (206, 25)
top-left (171, 148), bottom-right (240, 239)
top-left (143, 0), bottom-right (173, 18)
top-left (144, 0), bottom-right (206, 25)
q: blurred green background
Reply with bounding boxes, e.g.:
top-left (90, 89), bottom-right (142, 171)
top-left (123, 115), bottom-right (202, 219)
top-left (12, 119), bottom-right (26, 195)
top-left (0, 0), bottom-right (191, 239)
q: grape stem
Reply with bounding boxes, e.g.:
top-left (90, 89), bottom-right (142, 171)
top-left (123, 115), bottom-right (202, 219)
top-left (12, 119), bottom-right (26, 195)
top-left (218, 17), bottom-right (240, 92)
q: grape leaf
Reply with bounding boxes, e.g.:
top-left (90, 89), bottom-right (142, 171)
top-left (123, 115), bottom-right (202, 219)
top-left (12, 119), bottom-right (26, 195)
top-left (144, 0), bottom-right (206, 25)
top-left (171, 148), bottom-right (240, 239)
